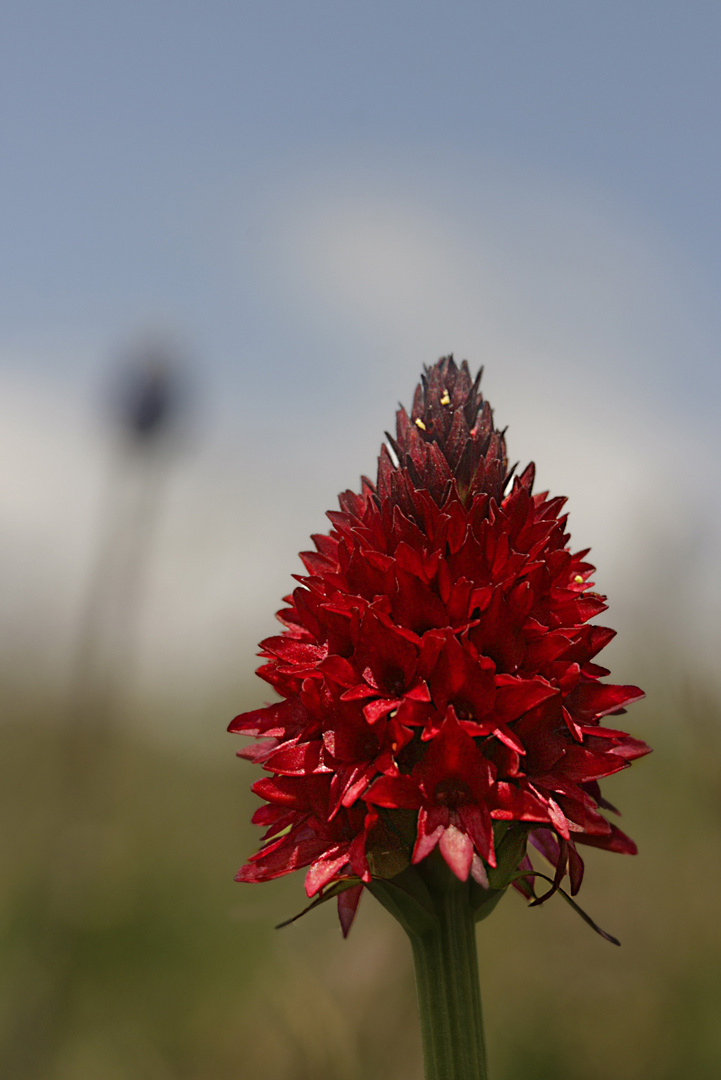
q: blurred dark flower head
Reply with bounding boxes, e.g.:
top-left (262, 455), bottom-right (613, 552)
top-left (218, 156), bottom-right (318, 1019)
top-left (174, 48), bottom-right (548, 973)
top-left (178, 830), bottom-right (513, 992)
top-left (109, 333), bottom-right (189, 446)
top-left (119, 355), bottom-right (175, 442)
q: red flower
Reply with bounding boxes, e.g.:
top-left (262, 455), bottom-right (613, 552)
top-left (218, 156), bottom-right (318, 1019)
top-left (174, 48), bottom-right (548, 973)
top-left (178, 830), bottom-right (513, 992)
top-left (231, 357), bottom-right (650, 935)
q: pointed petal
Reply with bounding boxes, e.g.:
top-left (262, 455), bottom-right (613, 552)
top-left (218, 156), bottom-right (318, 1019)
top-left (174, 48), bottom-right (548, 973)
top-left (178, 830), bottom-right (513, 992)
top-left (439, 823), bottom-right (474, 881)
top-left (338, 884), bottom-right (364, 937)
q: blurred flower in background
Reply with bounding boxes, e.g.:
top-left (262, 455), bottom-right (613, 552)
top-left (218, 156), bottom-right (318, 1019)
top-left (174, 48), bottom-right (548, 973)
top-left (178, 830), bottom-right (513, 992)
top-left (66, 334), bottom-right (185, 729)
top-left (1, 4), bottom-right (721, 1079)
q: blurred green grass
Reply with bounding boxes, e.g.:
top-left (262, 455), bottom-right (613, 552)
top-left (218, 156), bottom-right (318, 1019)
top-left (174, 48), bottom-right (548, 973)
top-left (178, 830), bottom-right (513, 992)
top-left (2, 672), bottom-right (720, 1079)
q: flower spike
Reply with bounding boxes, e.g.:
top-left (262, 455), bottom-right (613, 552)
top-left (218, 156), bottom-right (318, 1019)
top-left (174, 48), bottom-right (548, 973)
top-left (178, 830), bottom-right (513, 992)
top-left (231, 355), bottom-right (650, 940)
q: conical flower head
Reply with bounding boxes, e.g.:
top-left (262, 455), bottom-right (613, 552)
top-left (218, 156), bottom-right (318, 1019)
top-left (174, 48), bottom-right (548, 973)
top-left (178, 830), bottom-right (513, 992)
top-left (231, 356), bottom-right (650, 936)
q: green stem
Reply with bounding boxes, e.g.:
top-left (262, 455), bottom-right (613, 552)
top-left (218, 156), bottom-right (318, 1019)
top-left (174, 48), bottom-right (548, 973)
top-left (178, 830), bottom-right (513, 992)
top-left (408, 874), bottom-right (487, 1080)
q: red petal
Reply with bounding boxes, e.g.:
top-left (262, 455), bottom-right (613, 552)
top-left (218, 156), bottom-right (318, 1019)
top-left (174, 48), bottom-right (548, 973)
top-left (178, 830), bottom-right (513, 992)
top-left (412, 806), bottom-right (447, 862)
top-left (264, 740), bottom-right (327, 776)
top-left (493, 674), bottom-right (559, 723)
top-left (320, 656), bottom-right (360, 688)
top-left (305, 847), bottom-right (351, 897)
top-left (229, 697), bottom-right (307, 736)
top-left (338, 884), bottom-right (364, 937)
top-left (439, 824), bottom-right (474, 881)
top-left (558, 745), bottom-right (628, 782)
top-left (574, 823), bottom-right (637, 855)
top-left (568, 680), bottom-right (645, 720)
top-left (237, 835), bottom-right (329, 881)
top-left (364, 774), bottom-right (422, 809)
top-left (458, 803), bottom-right (495, 864)
top-left (363, 698), bottom-right (400, 724)
top-left (491, 781), bottom-right (548, 821)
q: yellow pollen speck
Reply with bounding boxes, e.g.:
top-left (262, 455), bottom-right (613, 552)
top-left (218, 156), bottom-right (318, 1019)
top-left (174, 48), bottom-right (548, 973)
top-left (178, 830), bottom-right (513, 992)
top-left (574, 575), bottom-right (584, 584)
top-left (391, 741), bottom-right (398, 752)
top-left (440, 389), bottom-right (451, 405)
top-left (415, 417), bottom-right (427, 430)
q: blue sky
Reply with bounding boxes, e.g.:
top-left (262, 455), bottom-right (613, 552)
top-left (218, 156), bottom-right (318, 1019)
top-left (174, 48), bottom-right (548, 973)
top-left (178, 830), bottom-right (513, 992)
top-left (3, 2), bottom-right (719, 350)
top-left (2, 2), bottom-right (720, 701)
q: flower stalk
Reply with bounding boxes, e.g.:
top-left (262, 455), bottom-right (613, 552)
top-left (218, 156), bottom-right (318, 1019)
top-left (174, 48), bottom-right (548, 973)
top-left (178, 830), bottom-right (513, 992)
top-left (409, 874), bottom-right (487, 1080)
top-left (370, 854), bottom-right (499, 1079)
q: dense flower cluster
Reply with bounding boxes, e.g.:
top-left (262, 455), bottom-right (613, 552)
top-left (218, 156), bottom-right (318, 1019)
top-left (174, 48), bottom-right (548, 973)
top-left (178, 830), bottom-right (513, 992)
top-left (231, 357), bottom-right (649, 934)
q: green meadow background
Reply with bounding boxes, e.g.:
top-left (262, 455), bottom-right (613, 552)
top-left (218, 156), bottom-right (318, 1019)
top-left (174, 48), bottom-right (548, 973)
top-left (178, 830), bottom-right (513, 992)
top-left (2, 658), bottom-right (719, 1080)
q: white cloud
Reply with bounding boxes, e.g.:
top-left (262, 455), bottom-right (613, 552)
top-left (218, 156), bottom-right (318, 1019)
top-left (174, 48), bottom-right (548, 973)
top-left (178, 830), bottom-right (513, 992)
top-left (3, 155), bottom-right (719, 714)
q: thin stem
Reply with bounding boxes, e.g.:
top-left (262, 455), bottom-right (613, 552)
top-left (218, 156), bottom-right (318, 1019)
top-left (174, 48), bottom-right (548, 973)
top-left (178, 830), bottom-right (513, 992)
top-left (408, 874), bottom-right (487, 1080)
